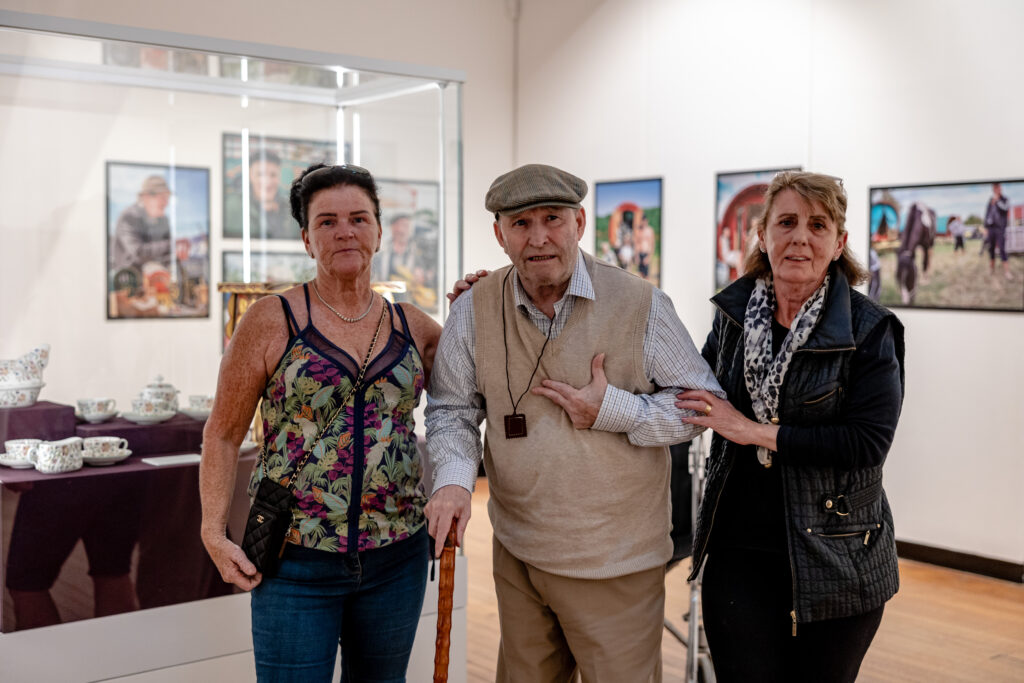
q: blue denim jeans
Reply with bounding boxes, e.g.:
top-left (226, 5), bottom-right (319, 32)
top-left (251, 529), bottom-right (428, 683)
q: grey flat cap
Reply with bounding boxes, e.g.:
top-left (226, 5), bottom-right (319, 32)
top-left (485, 164), bottom-right (588, 216)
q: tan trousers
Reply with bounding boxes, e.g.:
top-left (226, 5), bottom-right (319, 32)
top-left (492, 536), bottom-right (665, 683)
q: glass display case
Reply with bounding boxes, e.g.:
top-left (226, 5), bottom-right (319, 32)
top-left (0, 9), bottom-right (463, 665)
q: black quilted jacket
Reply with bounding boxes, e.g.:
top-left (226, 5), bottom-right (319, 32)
top-left (689, 266), bottom-right (905, 627)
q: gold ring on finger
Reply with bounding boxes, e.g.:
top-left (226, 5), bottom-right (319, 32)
top-left (705, 403), bottom-right (712, 415)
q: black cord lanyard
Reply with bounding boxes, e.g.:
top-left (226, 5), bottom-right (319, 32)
top-left (501, 268), bottom-right (553, 439)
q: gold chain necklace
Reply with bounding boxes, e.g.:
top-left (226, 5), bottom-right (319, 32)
top-left (312, 280), bottom-right (375, 323)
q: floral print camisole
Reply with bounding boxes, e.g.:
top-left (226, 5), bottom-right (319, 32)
top-left (249, 285), bottom-right (427, 553)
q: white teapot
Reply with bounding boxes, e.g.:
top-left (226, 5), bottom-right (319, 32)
top-left (141, 375), bottom-right (180, 411)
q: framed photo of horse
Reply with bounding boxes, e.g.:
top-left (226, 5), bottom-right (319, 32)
top-left (868, 179), bottom-right (1024, 312)
top-left (593, 177), bottom-right (663, 287)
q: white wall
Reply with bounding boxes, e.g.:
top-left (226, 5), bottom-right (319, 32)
top-left (513, 0), bottom-right (1024, 565)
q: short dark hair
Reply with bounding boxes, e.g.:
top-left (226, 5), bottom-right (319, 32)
top-left (289, 163), bottom-right (382, 230)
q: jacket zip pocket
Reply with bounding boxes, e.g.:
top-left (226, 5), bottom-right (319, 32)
top-left (802, 386), bottom-right (841, 405)
top-left (807, 522), bottom-right (880, 545)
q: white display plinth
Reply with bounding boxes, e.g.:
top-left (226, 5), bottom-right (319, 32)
top-left (0, 556), bottom-right (467, 683)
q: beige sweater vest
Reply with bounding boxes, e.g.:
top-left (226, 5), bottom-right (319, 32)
top-left (473, 252), bottom-right (672, 578)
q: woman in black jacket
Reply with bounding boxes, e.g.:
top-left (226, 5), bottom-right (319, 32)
top-left (677, 171), bottom-right (905, 682)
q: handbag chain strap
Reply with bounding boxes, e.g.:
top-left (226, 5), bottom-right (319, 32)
top-left (259, 298), bottom-right (389, 488)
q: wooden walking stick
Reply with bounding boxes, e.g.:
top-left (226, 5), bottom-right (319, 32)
top-left (433, 525), bottom-right (458, 683)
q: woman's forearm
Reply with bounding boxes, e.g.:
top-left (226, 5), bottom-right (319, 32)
top-left (199, 431), bottom-right (244, 540)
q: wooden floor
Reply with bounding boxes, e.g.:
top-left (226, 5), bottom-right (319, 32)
top-left (463, 479), bottom-right (1024, 682)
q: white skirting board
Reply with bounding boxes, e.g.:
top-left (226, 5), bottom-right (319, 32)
top-left (0, 556), bottom-right (467, 683)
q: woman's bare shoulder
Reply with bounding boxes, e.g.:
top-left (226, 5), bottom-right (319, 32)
top-left (226, 290), bottom-right (299, 353)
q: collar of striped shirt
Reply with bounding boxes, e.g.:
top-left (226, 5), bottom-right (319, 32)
top-left (511, 249), bottom-right (595, 319)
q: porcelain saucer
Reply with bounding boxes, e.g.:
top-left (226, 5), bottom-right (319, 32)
top-left (181, 407), bottom-right (211, 421)
top-left (121, 410), bottom-right (176, 425)
top-left (0, 455), bottom-right (35, 469)
top-left (84, 449), bottom-right (132, 466)
top-left (78, 409), bottom-right (118, 424)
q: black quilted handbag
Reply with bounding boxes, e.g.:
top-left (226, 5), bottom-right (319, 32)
top-left (241, 477), bottom-right (295, 577)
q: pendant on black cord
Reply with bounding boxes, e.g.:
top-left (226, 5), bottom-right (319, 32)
top-left (504, 413), bottom-right (527, 439)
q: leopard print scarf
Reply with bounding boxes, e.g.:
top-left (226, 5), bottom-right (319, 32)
top-left (742, 275), bottom-right (829, 467)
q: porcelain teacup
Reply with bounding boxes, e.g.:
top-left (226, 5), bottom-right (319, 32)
top-left (83, 436), bottom-right (129, 456)
top-left (35, 437), bottom-right (83, 474)
top-left (77, 397), bottom-right (116, 415)
top-left (188, 394), bottom-right (214, 411)
top-left (4, 438), bottom-right (41, 464)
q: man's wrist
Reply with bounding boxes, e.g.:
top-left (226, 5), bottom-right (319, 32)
top-left (430, 461), bottom-right (478, 495)
top-left (592, 384), bottom-right (640, 433)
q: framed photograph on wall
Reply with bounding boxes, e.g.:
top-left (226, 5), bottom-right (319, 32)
top-left (372, 179), bottom-right (441, 316)
top-left (222, 133), bottom-right (337, 241)
top-left (715, 167), bottom-right (800, 290)
top-left (593, 178), bottom-right (663, 286)
top-left (106, 161), bottom-right (210, 319)
top-left (869, 179), bottom-right (1024, 312)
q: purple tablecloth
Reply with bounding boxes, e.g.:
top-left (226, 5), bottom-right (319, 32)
top-left (0, 401), bottom-right (77, 450)
top-left (1, 445), bottom-right (258, 632)
top-left (76, 413), bottom-right (204, 457)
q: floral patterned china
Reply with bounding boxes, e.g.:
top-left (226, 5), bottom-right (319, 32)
top-left (34, 437), bottom-right (83, 474)
top-left (0, 344), bottom-right (50, 386)
top-left (0, 381), bottom-right (45, 408)
top-left (2, 439), bottom-right (41, 467)
top-left (142, 375), bottom-right (180, 411)
top-left (121, 410), bottom-right (176, 425)
top-left (83, 436), bottom-right (129, 456)
top-left (84, 449), bottom-right (132, 466)
top-left (77, 409), bottom-right (118, 424)
top-left (0, 455), bottom-right (36, 469)
top-left (77, 398), bottom-right (116, 414)
top-left (132, 397), bottom-right (174, 415)
top-left (188, 394), bottom-right (214, 411)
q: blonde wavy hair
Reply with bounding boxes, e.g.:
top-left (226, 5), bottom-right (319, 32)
top-left (743, 171), bottom-right (869, 285)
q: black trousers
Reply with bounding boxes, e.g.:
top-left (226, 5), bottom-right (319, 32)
top-left (701, 546), bottom-right (884, 683)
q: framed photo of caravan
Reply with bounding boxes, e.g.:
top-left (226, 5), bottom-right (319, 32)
top-left (593, 177), bottom-right (663, 287)
top-left (868, 179), bottom-right (1024, 312)
top-left (715, 167), bottom-right (800, 291)
top-left (222, 133), bottom-right (337, 241)
top-left (106, 161), bottom-right (210, 319)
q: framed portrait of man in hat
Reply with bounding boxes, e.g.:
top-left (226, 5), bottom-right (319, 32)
top-left (222, 133), bottom-right (339, 241)
top-left (371, 178), bottom-right (441, 316)
top-left (106, 161), bottom-right (211, 319)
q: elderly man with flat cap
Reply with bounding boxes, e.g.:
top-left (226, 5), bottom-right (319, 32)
top-left (425, 163), bottom-right (723, 682)
top-left (111, 174), bottom-right (173, 272)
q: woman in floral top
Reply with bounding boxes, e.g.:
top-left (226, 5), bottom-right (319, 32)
top-left (200, 163), bottom-right (440, 682)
